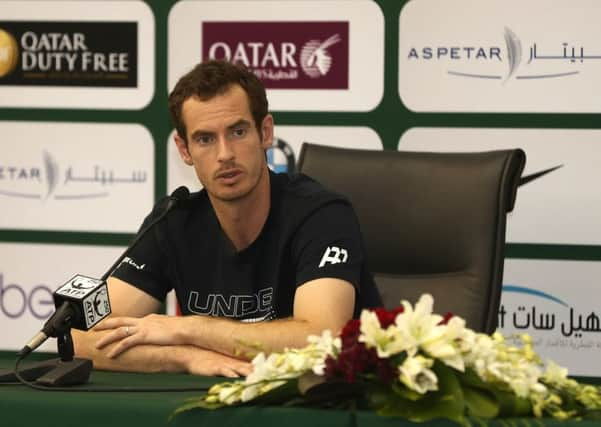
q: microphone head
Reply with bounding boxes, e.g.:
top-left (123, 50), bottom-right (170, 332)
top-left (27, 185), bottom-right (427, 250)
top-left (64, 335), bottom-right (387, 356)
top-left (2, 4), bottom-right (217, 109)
top-left (170, 186), bottom-right (190, 203)
top-left (52, 274), bottom-right (111, 331)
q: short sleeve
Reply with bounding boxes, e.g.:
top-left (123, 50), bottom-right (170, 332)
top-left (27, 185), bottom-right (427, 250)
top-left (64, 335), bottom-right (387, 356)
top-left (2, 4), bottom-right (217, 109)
top-left (291, 201), bottom-right (364, 290)
top-left (110, 201), bottom-right (172, 302)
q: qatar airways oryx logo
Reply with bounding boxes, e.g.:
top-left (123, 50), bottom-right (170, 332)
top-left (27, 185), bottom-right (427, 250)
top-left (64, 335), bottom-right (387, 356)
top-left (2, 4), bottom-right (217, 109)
top-left (407, 27), bottom-right (591, 83)
top-left (202, 22), bottom-right (348, 89)
top-left (0, 150), bottom-right (147, 201)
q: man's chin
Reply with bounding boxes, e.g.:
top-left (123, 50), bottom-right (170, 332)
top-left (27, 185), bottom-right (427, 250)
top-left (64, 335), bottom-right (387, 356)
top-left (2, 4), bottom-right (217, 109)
top-left (212, 186), bottom-right (250, 202)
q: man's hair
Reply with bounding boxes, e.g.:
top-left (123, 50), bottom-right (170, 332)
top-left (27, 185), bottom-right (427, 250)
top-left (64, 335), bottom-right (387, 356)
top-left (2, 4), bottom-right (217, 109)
top-left (168, 60), bottom-right (268, 142)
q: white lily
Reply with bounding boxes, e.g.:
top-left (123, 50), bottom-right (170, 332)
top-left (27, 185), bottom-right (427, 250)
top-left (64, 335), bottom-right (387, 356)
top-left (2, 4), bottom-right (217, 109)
top-left (217, 383), bottom-right (245, 405)
top-left (423, 316), bottom-right (467, 372)
top-left (307, 330), bottom-right (341, 375)
top-left (358, 310), bottom-right (407, 357)
top-left (543, 360), bottom-right (569, 386)
top-left (394, 294), bottom-right (459, 363)
top-left (398, 355), bottom-right (438, 394)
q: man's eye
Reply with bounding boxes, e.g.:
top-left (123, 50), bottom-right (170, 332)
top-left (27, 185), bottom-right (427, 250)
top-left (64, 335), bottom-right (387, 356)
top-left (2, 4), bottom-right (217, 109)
top-left (231, 127), bottom-right (247, 138)
top-left (195, 135), bottom-right (214, 144)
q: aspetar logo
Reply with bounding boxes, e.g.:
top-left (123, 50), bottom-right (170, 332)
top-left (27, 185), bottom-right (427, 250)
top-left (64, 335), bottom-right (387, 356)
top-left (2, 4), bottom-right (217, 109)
top-left (202, 21), bottom-right (348, 89)
top-left (0, 150), bottom-right (147, 201)
top-left (0, 21), bottom-right (137, 87)
top-left (407, 27), bottom-right (589, 84)
top-left (0, 28), bottom-right (19, 78)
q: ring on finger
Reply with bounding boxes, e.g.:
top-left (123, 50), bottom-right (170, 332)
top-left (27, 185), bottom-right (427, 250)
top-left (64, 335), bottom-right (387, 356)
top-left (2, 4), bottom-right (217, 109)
top-left (125, 326), bottom-right (130, 336)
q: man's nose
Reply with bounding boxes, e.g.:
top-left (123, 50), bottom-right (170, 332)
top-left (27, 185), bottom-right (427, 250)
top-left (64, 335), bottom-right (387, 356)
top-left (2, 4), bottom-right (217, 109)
top-left (216, 137), bottom-right (235, 162)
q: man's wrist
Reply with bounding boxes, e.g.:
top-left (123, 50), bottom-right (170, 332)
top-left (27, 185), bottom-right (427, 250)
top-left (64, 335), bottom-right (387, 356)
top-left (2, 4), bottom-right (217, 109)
top-left (176, 314), bottom-right (209, 348)
top-left (169, 345), bottom-right (199, 373)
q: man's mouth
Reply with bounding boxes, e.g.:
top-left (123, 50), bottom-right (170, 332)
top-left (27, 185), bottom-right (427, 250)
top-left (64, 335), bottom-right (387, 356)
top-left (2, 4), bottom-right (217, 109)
top-left (216, 169), bottom-right (242, 181)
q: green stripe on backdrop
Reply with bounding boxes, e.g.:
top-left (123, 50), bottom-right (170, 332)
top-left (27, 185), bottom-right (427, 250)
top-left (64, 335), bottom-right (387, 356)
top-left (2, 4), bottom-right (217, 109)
top-left (506, 244), bottom-right (601, 261)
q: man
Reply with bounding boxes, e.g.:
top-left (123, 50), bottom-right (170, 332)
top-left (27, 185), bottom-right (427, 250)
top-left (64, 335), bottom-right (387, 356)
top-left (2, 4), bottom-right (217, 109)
top-left (73, 60), bottom-right (381, 377)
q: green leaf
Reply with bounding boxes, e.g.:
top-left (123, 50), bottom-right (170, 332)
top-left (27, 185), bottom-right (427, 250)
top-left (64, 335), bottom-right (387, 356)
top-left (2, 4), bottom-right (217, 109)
top-left (583, 409), bottom-right (601, 420)
top-left (298, 372), bottom-right (363, 405)
top-left (298, 372), bottom-right (326, 395)
top-left (250, 380), bottom-right (300, 406)
top-left (463, 386), bottom-right (499, 418)
top-left (459, 368), bottom-right (490, 389)
top-left (392, 382), bottom-right (426, 401)
top-left (365, 382), bottom-right (392, 410)
top-left (459, 368), bottom-right (531, 418)
top-left (490, 389), bottom-right (532, 417)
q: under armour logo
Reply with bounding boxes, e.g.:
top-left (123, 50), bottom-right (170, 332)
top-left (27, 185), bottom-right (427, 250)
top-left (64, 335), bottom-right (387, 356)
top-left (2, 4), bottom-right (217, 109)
top-left (318, 246), bottom-right (348, 268)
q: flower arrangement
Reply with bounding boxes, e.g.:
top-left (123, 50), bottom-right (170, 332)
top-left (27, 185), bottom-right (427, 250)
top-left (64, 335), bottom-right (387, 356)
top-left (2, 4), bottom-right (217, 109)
top-left (175, 294), bottom-right (601, 425)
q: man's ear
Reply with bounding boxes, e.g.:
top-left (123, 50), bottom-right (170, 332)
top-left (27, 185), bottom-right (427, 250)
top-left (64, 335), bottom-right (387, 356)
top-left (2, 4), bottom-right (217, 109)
top-left (260, 114), bottom-right (274, 150)
top-left (174, 133), bottom-right (193, 166)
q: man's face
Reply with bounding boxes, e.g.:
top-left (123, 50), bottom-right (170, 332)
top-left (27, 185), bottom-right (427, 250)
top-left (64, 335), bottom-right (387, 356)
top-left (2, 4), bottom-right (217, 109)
top-left (174, 84), bottom-right (273, 202)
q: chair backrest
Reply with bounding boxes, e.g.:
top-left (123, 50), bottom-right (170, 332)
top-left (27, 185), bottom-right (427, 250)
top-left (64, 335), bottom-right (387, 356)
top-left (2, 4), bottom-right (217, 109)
top-left (297, 143), bottom-right (525, 333)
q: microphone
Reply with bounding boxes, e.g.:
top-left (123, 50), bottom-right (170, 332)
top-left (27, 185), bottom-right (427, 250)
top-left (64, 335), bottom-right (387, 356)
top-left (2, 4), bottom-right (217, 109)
top-left (19, 275), bottom-right (110, 357)
top-left (18, 186), bottom-right (191, 358)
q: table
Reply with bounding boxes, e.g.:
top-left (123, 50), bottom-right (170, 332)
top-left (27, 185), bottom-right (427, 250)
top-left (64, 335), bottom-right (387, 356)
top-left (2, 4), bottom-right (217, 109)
top-left (1, 351), bottom-right (598, 427)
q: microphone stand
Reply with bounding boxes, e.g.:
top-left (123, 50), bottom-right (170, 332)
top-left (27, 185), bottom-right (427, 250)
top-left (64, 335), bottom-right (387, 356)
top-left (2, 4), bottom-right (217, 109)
top-left (0, 321), bottom-right (92, 386)
top-left (33, 329), bottom-right (93, 386)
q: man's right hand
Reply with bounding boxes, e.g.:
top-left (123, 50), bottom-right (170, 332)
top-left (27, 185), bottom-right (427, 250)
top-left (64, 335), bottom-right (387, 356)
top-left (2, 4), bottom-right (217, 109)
top-left (184, 347), bottom-right (253, 378)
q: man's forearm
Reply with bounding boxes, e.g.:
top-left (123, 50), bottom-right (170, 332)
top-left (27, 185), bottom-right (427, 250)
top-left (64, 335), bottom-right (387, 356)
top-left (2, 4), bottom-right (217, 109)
top-left (73, 329), bottom-right (192, 373)
top-left (178, 278), bottom-right (355, 359)
top-left (72, 329), bottom-right (251, 376)
top-left (180, 316), bottom-right (325, 359)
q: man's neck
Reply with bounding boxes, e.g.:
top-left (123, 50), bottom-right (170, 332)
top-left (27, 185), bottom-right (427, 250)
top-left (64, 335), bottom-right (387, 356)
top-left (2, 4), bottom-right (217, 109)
top-left (211, 167), bottom-right (271, 252)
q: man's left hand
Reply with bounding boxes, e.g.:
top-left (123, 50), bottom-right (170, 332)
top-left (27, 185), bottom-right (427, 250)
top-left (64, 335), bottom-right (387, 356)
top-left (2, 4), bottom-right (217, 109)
top-left (94, 314), bottom-right (187, 358)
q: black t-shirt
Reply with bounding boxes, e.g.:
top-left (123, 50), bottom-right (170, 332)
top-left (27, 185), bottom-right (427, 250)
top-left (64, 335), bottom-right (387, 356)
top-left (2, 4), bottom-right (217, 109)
top-left (112, 171), bottom-right (381, 320)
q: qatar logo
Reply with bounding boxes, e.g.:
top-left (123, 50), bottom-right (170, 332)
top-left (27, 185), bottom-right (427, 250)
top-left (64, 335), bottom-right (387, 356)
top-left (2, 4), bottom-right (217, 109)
top-left (300, 33), bottom-right (341, 79)
top-left (0, 28), bottom-right (19, 78)
top-left (202, 21), bottom-right (348, 89)
top-left (0, 21), bottom-right (137, 87)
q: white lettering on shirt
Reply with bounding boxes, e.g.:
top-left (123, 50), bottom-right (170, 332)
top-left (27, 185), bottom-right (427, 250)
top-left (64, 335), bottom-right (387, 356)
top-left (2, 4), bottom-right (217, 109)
top-left (187, 286), bottom-right (274, 319)
top-left (318, 246), bottom-right (348, 268)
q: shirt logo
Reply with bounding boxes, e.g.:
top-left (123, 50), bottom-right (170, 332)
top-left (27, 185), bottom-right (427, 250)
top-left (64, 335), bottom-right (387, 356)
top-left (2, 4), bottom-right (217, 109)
top-left (187, 286), bottom-right (274, 320)
top-left (319, 246), bottom-right (348, 268)
top-left (121, 256), bottom-right (145, 270)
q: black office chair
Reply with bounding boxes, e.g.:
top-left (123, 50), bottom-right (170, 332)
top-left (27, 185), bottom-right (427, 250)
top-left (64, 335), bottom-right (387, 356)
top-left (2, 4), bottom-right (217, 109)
top-left (297, 143), bottom-right (525, 333)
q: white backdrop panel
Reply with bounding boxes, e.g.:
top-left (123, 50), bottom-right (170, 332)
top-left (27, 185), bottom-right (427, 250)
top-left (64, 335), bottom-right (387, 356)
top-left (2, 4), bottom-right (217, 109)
top-left (500, 259), bottom-right (601, 377)
top-left (399, 127), bottom-right (601, 245)
top-left (0, 121), bottom-right (155, 233)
